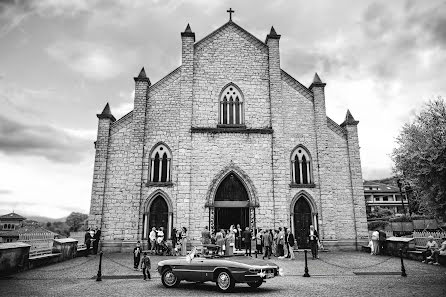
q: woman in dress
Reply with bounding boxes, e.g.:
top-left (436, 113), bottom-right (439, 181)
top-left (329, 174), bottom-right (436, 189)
top-left (216, 229), bottom-right (225, 255)
top-left (226, 226), bottom-right (235, 256)
top-left (256, 228), bottom-right (263, 255)
top-left (181, 227), bottom-right (188, 256)
top-left (273, 229), bottom-right (279, 257)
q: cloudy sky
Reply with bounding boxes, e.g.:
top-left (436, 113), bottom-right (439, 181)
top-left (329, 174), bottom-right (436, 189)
top-left (0, 0), bottom-right (445, 218)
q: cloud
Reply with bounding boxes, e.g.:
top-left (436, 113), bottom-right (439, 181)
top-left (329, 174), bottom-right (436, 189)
top-left (0, 189), bottom-right (12, 195)
top-left (0, 114), bottom-right (91, 163)
top-left (46, 40), bottom-right (137, 80)
top-left (112, 90), bottom-right (135, 118)
top-left (0, 0), bottom-right (94, 37)
top-left (0, 199), bottom-right (88, 218)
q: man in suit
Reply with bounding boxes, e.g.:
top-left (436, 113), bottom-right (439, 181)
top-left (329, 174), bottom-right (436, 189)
top-left (309, 225), bottom-right (319, 259)
top-left (242, 227), bottom-right (252, 256)
top-left (236, 224), bottom-right (242, 251)
top-left (262, 229), bottom-right (273, 259)
top-left (84, 229), bottom-right (92, 257)
top-left (201, 226), bottom-right (211, 244)
top-left (93, 227), bottom-right (101, 254)
top-left (286, 228), bottom-right (295, 259)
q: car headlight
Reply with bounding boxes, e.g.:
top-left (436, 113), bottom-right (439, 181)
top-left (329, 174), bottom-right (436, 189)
top-left (278, 267), bottom-right (284, 276)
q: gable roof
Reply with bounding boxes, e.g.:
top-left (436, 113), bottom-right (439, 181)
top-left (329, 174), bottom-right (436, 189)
top-left (363, 181), bottom-right (400, 193)
top-left (0, 212), bottom-right (26, 221)
top-left (195, 21), bottom-right (267, 52)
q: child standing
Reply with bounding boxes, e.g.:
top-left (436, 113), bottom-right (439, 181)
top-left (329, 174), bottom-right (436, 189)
top-left (133, 241), bottom-right (142, 270)
top-left (140, 252), bottom-right (151, 280)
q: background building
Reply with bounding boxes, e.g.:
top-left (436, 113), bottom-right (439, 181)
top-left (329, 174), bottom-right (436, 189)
top-left (364, 181), bottom-right (408, 214)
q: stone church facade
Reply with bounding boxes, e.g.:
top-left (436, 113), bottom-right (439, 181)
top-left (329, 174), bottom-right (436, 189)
top-left (89, 19), bottom-right (368, 252)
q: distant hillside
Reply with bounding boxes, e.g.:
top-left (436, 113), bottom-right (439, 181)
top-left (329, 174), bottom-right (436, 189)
top-left (26, 215), bottom-right (67, 223)
top-left (367, 177), bottom-right (398, 186)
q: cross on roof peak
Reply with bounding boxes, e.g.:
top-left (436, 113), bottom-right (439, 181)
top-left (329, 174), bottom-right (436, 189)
top-left (227, 8), bottom-right (234, 21)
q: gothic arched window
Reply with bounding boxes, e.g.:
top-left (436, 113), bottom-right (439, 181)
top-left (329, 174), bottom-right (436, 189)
top-left (291, 146), bottom-right (313, 185)
top-left (149, 144), bottom-right (172, 183)
top-left (219, 84), bottom-right (244, 125)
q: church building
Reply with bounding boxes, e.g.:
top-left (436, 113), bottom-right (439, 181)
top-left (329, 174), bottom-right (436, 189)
top-left (89, 13), bottom-right (368, 252)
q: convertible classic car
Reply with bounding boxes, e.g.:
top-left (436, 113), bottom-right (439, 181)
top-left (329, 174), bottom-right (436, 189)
top-left (157, 245), bottom-right (280, 292)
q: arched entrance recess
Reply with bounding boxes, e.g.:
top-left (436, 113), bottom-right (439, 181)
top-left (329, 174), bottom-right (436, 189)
top-left (206, 164), bottom-right (259, 234)
top-left (291, 191), bottom-right (318, 249)
top-left (214, 173), bottom-right (249, 231)
top-left (142, 190), bottom-right (173, 240)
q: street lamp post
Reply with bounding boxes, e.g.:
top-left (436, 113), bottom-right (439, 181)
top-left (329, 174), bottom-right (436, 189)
top-left (397, 179), bottom-right (406, 216)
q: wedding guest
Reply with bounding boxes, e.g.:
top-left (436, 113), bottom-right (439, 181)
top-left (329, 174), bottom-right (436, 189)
top-left (201, 226), bottom-right (211, 244)
top-left (84, 229), bottom-right (92, 257)
top-left (133, 241), bottom-right (142, 270)
top-left (242, 227), bottom-right (252, 256)
top-left (181, 227), bottom-right (188, 256)
top-left (140, 252), bottom-right (151, 280)
top-left (149, 227), bottom-right (156, 253)
top-left (216, 229), bottom-right (225, 255)
top-left (262, 229), bottom-right (272, 259)
top-left (286, 228), bottom-right (295, 260)
top-left (256, 228), bottom-right (263, 255)
top-left (93, 227), bottom-right (101, 254)
top-left (277, 227), bottom-right (285, 257)
top-left (309, 225), bottom-right (319, 259)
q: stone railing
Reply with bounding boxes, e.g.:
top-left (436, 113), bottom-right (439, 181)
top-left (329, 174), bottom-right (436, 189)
top-left (18, 232), bottom-right (55, 255)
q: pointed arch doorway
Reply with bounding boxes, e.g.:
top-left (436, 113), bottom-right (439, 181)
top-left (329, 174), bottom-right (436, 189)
top-left (142, 193), bottom-right (173, 241)
top-left (214, 173), bottom-right (250, 231)
top-left (291, 195), bottom-right (318, 249)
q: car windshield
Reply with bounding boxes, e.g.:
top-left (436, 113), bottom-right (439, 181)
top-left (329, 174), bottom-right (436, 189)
top-left (188, 244), bottom-right (221, 259)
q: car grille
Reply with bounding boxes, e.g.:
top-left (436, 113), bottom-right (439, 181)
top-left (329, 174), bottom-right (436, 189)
top-left (249, 268), bottom-right (276, 274)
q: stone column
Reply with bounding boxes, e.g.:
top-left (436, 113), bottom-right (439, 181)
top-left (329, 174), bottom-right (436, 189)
top-left (310, 73), bottom-right (334, 240)
top-left (126, 68), bottom-right (151, 242)
top-left (341, 110), bottom-right (368, 248)
top-left (89, 103), bottom-right (115, 229)
top-left (266, 27), bottom-right (288, 228)
top-left (176, 24), bottom-right (195, 235)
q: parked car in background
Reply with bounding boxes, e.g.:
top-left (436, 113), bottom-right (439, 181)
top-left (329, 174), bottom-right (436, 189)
top-left (157, 244), bottom-right (281, 292)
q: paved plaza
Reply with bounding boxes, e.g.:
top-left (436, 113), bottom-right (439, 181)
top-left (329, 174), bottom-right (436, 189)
top-left (1, 251), bottom-right (445, 296)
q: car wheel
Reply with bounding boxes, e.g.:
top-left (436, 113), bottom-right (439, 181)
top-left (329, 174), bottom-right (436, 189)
top-left (161, 269), bottom-right (180, 288)
top-left (247, 280), bottom-right (263, 288)
top-left (216, 270), bottom-right (235, 292)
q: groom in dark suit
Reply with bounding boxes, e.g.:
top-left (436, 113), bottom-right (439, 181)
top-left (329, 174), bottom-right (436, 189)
top-left (308, 225), bottom-right (319, 259)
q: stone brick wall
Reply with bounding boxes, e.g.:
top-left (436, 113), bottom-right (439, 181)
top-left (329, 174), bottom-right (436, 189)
top-left (101, 115), bottom-right (132, 240)
top-left (281, 78), bottom-right (320, 224)
top-left (193, 23), bottom-right (269, 128)
top-left (188, 133), bottom-right (273, 240)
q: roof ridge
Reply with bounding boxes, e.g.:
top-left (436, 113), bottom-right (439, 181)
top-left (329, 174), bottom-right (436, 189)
top-left (111, 110), bottom-right (133, 128)
top-left (149, 66), bottom-right (181, 93)
top-left (281, 69), bottom-right (313, 101)
top-left (327, 116), bottom-right (347, 138)
top-left (195, 21), bottom-right (267, 50)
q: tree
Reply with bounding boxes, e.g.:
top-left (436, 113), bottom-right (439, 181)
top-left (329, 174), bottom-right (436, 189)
top-left (392, 97), bottom-right (446, 219)
top-left (65, 212), bottom-right (88, 232)
top-left (367, 206), bottom-right (393, 219)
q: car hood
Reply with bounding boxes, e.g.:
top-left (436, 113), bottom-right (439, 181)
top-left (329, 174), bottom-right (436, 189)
top-left (222, 256), bottom-right (277, 267)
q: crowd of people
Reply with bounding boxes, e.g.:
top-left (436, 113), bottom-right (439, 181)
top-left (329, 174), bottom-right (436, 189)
top-left (147, 226), bottom-right (189, 256)
top-left (142, 223), bottom-right (322, 260)
top-left (200, 224), bottom-right (321, 260)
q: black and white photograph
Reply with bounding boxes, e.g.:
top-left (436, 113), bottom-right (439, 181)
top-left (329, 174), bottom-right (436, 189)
top-left (0, 0), bottom-right (445, 296)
